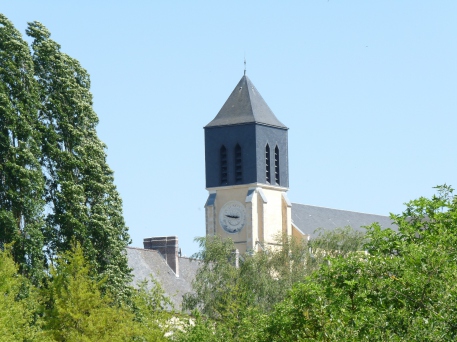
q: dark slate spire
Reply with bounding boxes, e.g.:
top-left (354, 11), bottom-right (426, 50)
top-left (205, 75), bottom-right (287, 129)
top-left (204, 75), bottom-right (289, 188)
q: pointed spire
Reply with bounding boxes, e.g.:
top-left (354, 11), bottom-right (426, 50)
top-left (205, 75), bottom-right (287, 129)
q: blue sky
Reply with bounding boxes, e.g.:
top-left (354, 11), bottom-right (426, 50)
top-left (3, 1), bottom-right (457, 255)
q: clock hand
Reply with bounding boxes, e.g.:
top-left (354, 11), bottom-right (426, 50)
top-left (226, 214), bottom-right (239, 219)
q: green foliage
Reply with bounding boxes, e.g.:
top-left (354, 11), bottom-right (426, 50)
top-left (43, 242), bottom-right (137, 341)
top-left (175, 307), bottom-right (266, 342)
top-left (41, 242), bottom-right (173, 341)
top-left (174, 307), bottom-right (264, 342)
top-left (26, 21), bottom-right (132, 297)
top-left (0, 240), bottom-right (173, 341)
top-left (181, 237), bottom-right (266, 341)
top-left (183, 236), bottom-right (242, 319)
top-left (184, 229), bottom-right (366, 318)
top-left (262, 184), bottom-right (457, 341)
top-left (239, 234), bottom-right (309, 312)
top-left (0, 248), bottom-right (49, 341)
top-left (130, 278), bottom-right (173, 341)
top-left (310, 225), bottom-right (367, 258)
top-left (181, 229), bottom-right (365, 341)
top-left (174, 310), bottom-right (218, 342)
top-left (0, 14), bottom-right (46, 282)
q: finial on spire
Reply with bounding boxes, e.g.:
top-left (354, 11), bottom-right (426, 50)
top-left (244, 54), bottom-right (246, 76)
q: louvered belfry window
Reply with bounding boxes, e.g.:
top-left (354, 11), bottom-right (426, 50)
top-left (265, 144), bottom-right (271, 183)
top-left (275, 145), bottom-right (280, 185)
top-left (235, 144), bottom-right (242, 183)
top-left (220, 145), bottom-right (228, 185)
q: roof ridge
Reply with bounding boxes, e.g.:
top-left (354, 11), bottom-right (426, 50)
top-left (291, 202), bottom-right (391, 217)
top-left (126, 246), bottom-right (165, 255)
top-left (178, 256), bottom-right (199, 261)
top-left (245, 76), bottom-right (255, 121)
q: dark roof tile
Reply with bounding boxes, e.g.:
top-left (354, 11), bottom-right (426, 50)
top-left (127, 247), bottom-right (200, 310)
top-left (205, 75), bottom-right (287, 129)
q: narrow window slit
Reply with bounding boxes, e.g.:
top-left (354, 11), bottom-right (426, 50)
top-left (275, 145), bottom-right (280, 185)
top-left (265, 144), bottom-right (271, 183)
top-left (220, 145), bottom-right (227, 185)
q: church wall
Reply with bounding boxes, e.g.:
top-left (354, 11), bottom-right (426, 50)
top-left (261, 188), bottom-right (288, 245)
top-left (205, 185), bottom-right (291, 253)
top-left (256, 191), bottom-right (264, 251)
top-left (282, 195), bottom-right (292, 236)
top-left (205, 204), bottom-right (216, 236)
top-left (246, 189), bottom-right (258, 252)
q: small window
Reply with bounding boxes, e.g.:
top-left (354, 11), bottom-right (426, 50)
top-left (275, 145), bottom-right (280, 185)
top-left (220, 145), bottom-right (228, 185)
top-left (235, 144), bottom-right (242, 183)
top-left (265, 144), bottom-right (271, 183)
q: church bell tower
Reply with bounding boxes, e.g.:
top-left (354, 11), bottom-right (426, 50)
top-left (204, 74), bottom-right (292, 253)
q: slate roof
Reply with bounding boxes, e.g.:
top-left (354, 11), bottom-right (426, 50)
top-left (291, 203), bottom-right (396, 238)
top-left (127, 247), bottom-right (200, 310)
top-left (205, 75), bottom-right (287, 129)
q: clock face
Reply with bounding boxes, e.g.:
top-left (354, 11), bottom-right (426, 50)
top-left (219, 201), bottom-right (246, 234)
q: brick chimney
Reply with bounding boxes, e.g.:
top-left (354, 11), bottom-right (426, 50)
top-left (143, 236), bottom-right (179, 277)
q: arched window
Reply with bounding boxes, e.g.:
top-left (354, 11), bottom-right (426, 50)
top-left (275, 145), bottom-right (280, 185)
top-left (235, 144), bottom-right (242, 183)
top-left (265, 144), bottom-right (271, 183)
top-left (220, 145), bottom-right (228, 185)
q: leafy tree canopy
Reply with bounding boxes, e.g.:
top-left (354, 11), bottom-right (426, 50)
top-left (0, 247), bottom-right (50, 341)
top-left (0, 13), bottom-right (46, 282)
top-left (26, 21), bottom-right (132, 297)
top-left (262, 184), bottom-right (457, 341)
top-left (181, 227), bottom-right (366, 341)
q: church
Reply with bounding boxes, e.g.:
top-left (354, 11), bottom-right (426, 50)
top-left (127, 73), bottom-right (396, 308)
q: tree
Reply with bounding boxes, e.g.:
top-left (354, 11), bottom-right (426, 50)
top-left (26, 21), bottom-right (132, 297)
top-left (262, 185), bottom-right (457, 341)
top-left (43, 242), bottom-right (138, 342)
top-left (183, 236), bottom-right (242, 319)
top-left (184, 229), bottom-right (366, 317)
top-left (43, 242), bottom-right (173, 341)
top-left (0, 14), bottom-right (46, 281)
top-left (130, 278), bottom-right (173, 341)
top-left (310, 225), bottom-right (367, 258)
top-left (181, 236), bottom-right (262, 341)
top-left (0, 248), bottom-right (50, 341)
top-left (181, 229), bottom-right (366, 341)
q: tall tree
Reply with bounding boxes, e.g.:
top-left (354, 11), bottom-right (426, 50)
top-left (0, 14), bottom-right (46, 280)
top-left (26, 22), bottom-right (131, 297)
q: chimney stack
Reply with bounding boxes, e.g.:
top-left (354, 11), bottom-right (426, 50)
top-left (143, 236), bottom-right (179, 277)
